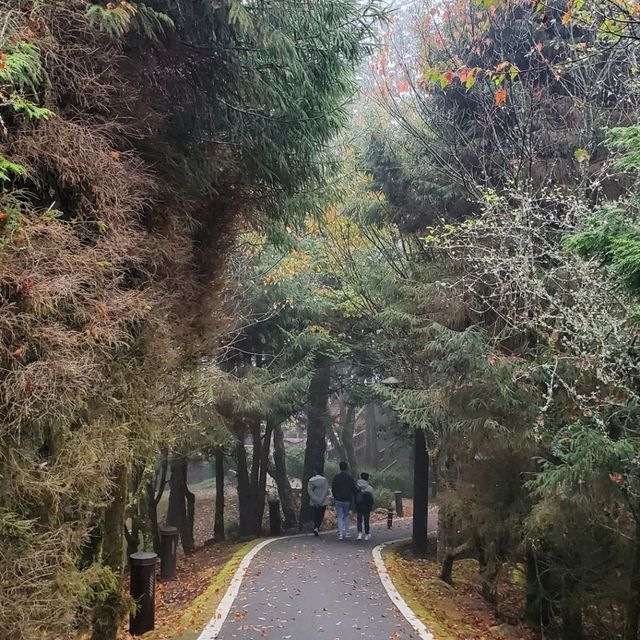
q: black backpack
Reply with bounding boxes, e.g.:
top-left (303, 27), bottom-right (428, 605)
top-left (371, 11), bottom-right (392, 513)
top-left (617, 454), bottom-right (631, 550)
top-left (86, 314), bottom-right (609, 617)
top-left (355, 486), bottom-right (374, 509)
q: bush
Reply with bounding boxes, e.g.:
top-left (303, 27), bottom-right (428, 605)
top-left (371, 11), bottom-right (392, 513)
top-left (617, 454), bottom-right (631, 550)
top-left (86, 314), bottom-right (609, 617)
top-left (374, 487), bottom-right (394, 510)
top-left (284, 448), bottom-right (339, 481)
top-left (364, 468), bottom-right (413, 498)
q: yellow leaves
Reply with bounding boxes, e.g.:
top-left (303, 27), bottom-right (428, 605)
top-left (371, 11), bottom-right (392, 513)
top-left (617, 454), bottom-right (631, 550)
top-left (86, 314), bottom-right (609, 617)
top-left (308, 325), bottom-right (330, 336)
top-left (562, 10), bottom-right (573, 25)
top-left (262, 250), bottom-right (312, 285)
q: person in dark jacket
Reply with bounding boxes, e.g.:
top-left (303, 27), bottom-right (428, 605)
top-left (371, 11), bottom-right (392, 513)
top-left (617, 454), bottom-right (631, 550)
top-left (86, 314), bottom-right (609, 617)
top-left (331, 461), bottom-right (355, 540)
top-left (355, 472), bottom-right (374, 541)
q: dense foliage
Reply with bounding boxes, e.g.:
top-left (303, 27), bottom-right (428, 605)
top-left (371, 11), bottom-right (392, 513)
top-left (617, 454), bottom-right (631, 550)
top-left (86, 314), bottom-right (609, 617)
top-left (0, 1), bottom-right (381, 638)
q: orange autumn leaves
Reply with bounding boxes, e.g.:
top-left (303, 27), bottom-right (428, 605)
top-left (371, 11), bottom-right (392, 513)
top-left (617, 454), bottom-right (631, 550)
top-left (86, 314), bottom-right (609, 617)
top-left (422, 60), bottom-right (519, 106)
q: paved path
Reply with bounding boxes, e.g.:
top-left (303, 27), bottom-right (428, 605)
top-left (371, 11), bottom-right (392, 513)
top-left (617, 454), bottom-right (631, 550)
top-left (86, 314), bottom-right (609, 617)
top-left (211, 519), bottom-right (426, 640)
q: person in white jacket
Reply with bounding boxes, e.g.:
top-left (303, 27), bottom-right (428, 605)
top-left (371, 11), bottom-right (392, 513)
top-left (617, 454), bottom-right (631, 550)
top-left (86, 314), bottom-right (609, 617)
top-left (307, 469), bottom-right (330, 536)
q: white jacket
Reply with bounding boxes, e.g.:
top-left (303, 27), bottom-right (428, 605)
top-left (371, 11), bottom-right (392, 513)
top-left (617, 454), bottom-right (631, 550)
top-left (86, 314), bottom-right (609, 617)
top-left (307, 474), bottom-right (330, 506)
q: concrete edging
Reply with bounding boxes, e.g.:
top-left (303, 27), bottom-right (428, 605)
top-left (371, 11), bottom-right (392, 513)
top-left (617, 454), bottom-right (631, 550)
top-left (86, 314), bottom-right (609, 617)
top-left (372, 538), bottom-right (436, 640)
top-left (195, 518), bottom-right (418, 640)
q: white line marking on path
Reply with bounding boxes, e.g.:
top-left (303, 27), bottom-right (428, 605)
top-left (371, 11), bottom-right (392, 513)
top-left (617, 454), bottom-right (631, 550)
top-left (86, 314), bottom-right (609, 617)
top-left (196, 537), bottom-right (279, 640)
top-left (196, 520), bottom-right (417, 640)
top-left (372, 539), bottom-right (436, 640)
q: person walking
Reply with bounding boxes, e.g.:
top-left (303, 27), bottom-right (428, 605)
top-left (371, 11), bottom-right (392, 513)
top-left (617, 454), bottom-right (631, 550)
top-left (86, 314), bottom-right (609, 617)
top-left (331, 461), bottom-right (355, 540)
top-left (355, 472), bottom-right (374, 541)
top-left (307, 469), bottom-right (329, 536)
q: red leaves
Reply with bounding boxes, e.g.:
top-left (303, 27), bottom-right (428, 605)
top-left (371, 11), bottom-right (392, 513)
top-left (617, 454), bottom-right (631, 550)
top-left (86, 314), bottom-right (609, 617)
top-left (610, 472), bottom-right (625, 485)
top-left (10, 346), bottom-right (25, 358)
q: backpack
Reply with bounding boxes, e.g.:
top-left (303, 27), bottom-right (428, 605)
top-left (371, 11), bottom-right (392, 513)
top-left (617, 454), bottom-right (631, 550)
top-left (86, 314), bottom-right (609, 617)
top-left (355, 486), bottom-right (374, 509)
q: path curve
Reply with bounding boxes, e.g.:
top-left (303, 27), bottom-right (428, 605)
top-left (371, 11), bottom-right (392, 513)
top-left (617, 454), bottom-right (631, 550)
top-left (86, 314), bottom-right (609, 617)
top-left (197, 516), bottom-right (435, 640)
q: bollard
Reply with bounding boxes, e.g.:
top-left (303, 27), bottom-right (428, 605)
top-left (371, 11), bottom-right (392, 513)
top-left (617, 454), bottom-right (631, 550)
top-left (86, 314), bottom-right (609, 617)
top-left (159, 526), bottom-right (179, 581)
top-left (387, 507), bottom-right (393, 529)
top-left (394, 491), bottom-right (404, 518)
top-left (129, 551), bottom-right (158, 635)
top-left (268, 498), bottom-right (282, 535)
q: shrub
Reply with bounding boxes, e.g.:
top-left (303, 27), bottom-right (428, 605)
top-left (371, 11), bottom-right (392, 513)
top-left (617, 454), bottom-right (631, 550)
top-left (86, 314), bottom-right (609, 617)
top-left (374, 487), bottom-right (394, 510)
top-left (364, 468), bottom-right (413, 498)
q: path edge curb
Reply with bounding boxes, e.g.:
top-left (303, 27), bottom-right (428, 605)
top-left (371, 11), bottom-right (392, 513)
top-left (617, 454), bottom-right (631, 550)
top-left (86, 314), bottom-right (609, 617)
top-left (195, 536), bottom-right (280, 640)
top-left (372, 539), bottom-right (436, 640)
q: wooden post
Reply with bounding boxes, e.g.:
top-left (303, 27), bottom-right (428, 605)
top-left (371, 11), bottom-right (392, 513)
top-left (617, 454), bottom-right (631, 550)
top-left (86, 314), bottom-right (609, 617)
top-left (394, 491), bottom-right (403, 517)
top-left (412, 429), bottom-right (429, 557)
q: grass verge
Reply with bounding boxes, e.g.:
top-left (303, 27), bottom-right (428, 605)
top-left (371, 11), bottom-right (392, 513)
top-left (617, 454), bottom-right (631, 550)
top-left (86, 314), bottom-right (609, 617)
top-left (381, 541), bottom-right (536, 640)
top-left (141, 538), bottom-right (264, 640)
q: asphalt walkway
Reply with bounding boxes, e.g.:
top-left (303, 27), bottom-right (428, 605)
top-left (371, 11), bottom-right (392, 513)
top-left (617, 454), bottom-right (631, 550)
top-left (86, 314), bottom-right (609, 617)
top-left (212, 519), bottom-right (424, 640)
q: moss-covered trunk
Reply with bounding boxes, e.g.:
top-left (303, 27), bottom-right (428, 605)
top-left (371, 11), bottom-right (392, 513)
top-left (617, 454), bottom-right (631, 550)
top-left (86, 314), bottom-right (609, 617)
top-left (91, 463), bottom-right (128, 640)
top-left (167, 455), bottom-right (195, 554)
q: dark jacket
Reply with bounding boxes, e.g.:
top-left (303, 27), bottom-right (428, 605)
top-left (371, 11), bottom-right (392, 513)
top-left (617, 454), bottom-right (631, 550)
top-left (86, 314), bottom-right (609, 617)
top-left (331, 471), bottom-right (355, 502)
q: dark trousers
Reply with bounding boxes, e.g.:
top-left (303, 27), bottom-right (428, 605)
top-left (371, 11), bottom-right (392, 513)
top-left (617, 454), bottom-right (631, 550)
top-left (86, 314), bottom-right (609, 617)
top-left (357, 509), bottom-right (371, 534)
top-left (313, 505), bottom-right (326, 529)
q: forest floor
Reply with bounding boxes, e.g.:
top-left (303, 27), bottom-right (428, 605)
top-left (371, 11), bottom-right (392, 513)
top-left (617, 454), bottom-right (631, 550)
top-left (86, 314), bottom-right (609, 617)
top-left (383, 541), bottom-right (537, 640)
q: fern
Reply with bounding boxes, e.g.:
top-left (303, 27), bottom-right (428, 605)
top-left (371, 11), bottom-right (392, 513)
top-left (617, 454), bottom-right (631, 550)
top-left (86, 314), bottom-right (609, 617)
top-left (0, 155), bottom-right (24, 181)
top-left (86, 2), bottom-right (173, 40)
top-left (8, 93), bottom-right (54, 119)
top-left (136, 4), bottom-right (174, 40)
top-left (0, 42), bottom-right (44, 94)
top-left (228, 0), bottom-right (252, 32)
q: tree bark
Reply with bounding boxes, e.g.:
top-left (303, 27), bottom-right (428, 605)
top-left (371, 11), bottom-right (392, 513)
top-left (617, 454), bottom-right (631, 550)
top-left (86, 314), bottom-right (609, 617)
top-left (364, 403), bottom-right (378, 467)
top-left (146, 447), bottom-right (168, 554)
top-left (525, 548), bottom-right (552, 628)
top-left (412, 429), bottom-right (429, 557)
top-left (300, 357), bottom-right (331, 526)
top-left (440, 542), bottom-right (470, 584)
top-left (214, 448), bottom-right (225, 542)
top-left (327, 424), bottom-right (346, 462)
top-left (271, 423), bottom-right (297, 529)
top-left (235, 435), bottom-right (253, 537)
top-left (92, 463), bottom-right (127, 640)
top-left (255, 421), bottom-right (274, 535)
top-left (167, 455), bottom-right (195, 554)
top-left (340, 401), bottom-right (358, 477)
top-left (624, 518), bottom-right (640, 640)
top-left (561, 576), bottom-right (584, 640)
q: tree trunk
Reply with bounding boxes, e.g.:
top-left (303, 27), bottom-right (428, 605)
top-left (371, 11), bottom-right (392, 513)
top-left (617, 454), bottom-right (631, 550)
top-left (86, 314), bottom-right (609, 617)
top-left (340, 401), bottom-right (358, 477)
top-left (255, 421), bottom-right (274, 535)
top-left (439, 542), bottom-right (469, 584)
top-left (235, 436), bottom-right (253, 537)
top-left (525, 549), bottom-right (553, 628)
top-left (167, 455), bottom-right (195, 554)
top-left (412, 429), bottom-right (429, 557)
top-left (561, 576), bottom-right (584, 640)
top-left (327, 425), bottom-right (346, 462)
top-left (214, 448), bottom-right (225, 542)
top-left (92, 463), bottom-right (127, 640)
top-left (624, 518), bottom-right (640, 640)
top-left (300, 357), bottom-right (331, 526)
top-left (480, 554), bottom-right (501, 606)
top-left (146, 448), bottom-right (168, 554)
top-left (271, 423), bottom-right (297, 529)
top-left (364, 403), bottom-right (378, 468)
